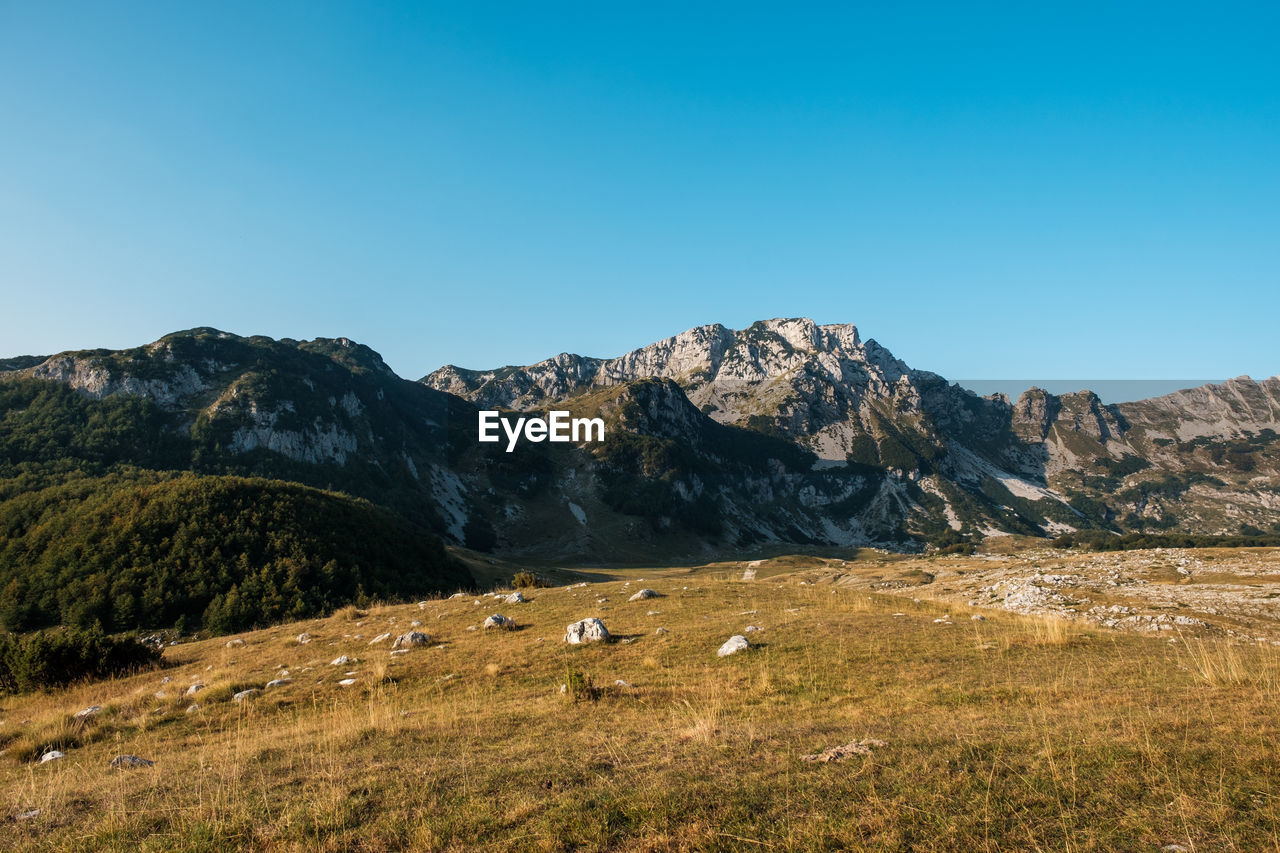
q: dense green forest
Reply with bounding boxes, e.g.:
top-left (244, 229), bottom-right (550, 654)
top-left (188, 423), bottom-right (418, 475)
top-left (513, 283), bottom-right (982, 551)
top-left (0, 473), bottom-right (472, 635)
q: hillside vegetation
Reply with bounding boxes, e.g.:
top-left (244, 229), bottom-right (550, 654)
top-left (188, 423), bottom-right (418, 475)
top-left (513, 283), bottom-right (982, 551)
top-left (0, 473), bottom-right (472, 635)
top-left (3, 562), bottom-right (1279, 850)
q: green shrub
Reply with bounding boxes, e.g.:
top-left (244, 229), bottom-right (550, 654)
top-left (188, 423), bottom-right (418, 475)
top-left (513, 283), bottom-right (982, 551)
top-left (0, 628), bottom-right (161, 694)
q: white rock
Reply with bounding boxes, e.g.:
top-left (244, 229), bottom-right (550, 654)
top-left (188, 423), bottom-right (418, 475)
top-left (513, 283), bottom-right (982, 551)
top-left (296, 633), bottom-right (312, 644)
top-left (505, 591), bottom-right (526, 604)
top-left (368, 632), bottom-right (392, 645)
top-left (329, 655), bottom-right (353, 666)
top-left (225, 638), bottom-right (245, 648)
top-left (39, 750), bottom-right (65, 764)
top-left (338, 678), bottom-right (357, 687)
top-left (233, 689), bottom-right (259, 703)
top-left (655, 627), bottom-right (669, 635)
top-left (629, 589), bottom-right (661, 602)
top-left (717, 635), bottom-right (750, 657)
top-left (614, 679), bottom-right (633, 687)
top-left (265, 679), bottom-right (292, 689)
top-left (73, 705), bottom-right (101, 720)
top-left (185, 683), bottom-right (205, 697)
top-left (15, 809), bottom-right (39, 820)
top-left (110, 754), bottom-right (154, 769)
top-left (564, 618), bottom-right (610, 644)
top-left (483, 614), bottom-right (515, 630)
top-left (185, 704), bottom-right (202, 713)
top-left (971, 614), bottom-right (986, 621)
top-left (392, 631), bottom-right (431, 649)
top-left (744, 625), bottom-right (760, 633)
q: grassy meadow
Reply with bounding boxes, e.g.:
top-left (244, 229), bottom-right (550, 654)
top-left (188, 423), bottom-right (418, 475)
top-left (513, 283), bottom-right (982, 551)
top-left (3, 561), bottom-right (1280, 851)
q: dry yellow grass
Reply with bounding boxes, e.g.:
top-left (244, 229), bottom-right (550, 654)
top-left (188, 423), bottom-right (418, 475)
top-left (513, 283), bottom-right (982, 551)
top-left (2, 566), bottom-right (1279, 851)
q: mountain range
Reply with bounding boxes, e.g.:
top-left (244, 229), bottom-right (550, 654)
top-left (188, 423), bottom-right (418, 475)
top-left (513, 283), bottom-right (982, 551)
top-left (4, 318), bottom-right (1279, 566)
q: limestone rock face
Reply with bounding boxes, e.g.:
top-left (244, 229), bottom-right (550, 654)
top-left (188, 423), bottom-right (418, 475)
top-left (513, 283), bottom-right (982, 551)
top-left (563, 618), bottom-right (610, 644)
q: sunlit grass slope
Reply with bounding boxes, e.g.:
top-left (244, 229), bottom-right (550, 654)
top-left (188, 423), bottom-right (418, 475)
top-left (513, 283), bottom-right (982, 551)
top-left (3, 569), bottom-right (1279, 851)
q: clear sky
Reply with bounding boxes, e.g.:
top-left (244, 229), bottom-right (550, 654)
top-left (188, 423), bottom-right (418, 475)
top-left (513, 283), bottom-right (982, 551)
top-left (1, 2), bottom-right (1276, 382)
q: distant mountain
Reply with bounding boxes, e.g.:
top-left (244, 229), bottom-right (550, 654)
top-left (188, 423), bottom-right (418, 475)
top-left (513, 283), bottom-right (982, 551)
top-left (2, 320), bottom-right (1276, 595)
top-left (425, 318), bottom-right (1280, 542)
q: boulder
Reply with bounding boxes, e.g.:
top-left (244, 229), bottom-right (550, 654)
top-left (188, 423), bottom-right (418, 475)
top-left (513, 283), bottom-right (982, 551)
top-left (39, 750), bottom-right (65, 764)
top-left (110, 755), bottom-right (155, 769)
top-left (368, 632), bottom-right (392, 645)
top-left (337, 678), bottom-right (357, 687)
top-left (329, 655), bottom-right (353, 666)
top-left (628, 589), bottom-right (661, 602)
top-left (564, 618), bottom-right (610, 644)
top-left (73, 705), bottom-right (101, 720)
top-left (265, 679), bottom-right (292, 689)
top-left (505, 591), bottom-right (526, 604)
top-left (392, 631), bottom-right (431, 649)
top-left (185, 683), bottom-right (205, 697)
top-left (483, 614), bottom-right (515, 630)
top-left (296, 633), bottom-right (312, 644)
top-left (717, 635), bottom-right (750, 657)
top-left (232, 689), bottom-right (259, 703)
top-left (225, 638), bottom-right (245, 648)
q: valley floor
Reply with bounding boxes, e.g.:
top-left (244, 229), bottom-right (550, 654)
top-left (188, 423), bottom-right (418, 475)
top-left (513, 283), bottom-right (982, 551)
top-left (4, 551), bottom-right (1280, 851)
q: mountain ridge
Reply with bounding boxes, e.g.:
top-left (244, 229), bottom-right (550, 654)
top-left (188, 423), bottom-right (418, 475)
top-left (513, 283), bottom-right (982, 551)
top-left (4, 320), bottom-right (1278, 564)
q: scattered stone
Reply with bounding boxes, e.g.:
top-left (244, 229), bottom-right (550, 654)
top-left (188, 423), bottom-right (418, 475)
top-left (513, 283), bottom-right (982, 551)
top-left (801, 738), bottom-right (887, 762)
top-left (225, 638), bottom-right (245, 648)
top-left (368, 632), bottom-right (392, 645)
top-left (186, 704), bottom-right (202, 713)
top-left (15, 809), bottom-right (39, 820)
top-left (338, 678), bottom-right (357, 687)
top-left (655, 627), bottom-right (669, 635)
top-left (614, 679), bottom-right (633, 687)
top-left (392, 631), bottom-right (431, 649)
top-left (161, 676), bottom-right (172, 684)
top-left (718, 635), bottom-right (750, 657)
top-left (448, 592), bottom-right (466, 600)
top-left (466, 625), bottom-right (477, 631)
top-left (265, 678), bottom-right (292, 689)
top-left (296, 633), bottom-right (312, 644)
top-left (329, 655), bottom-right (353, 666)
top-left (110, 754), bottom-right (155, 769)
top-left (185, 683), bottom-right (206, 697)
top-left (647, 610), bottom-right (661, 616)
top-left (39, 750), bottom-right (64, 764)
top-left (410, 620), bottom-right (423, 627)
top-left (73, 705), bottom-right (102, 720)
top-left (744, 625), bottom-right (761, 633)
top-left (629, 588), bottom-right (661, 602)
top-left (505, 591), bottom-right (526, 604)
top-left (155, 691), bottom-right (169, 700)
top-left (892, 613), bottom-right (906, 617)
top-left (483, 614), bottom-right (515, 630)
top-left (232, 689), bottom-right (259, 703)
top-left (564, 618), bottom-right (610, 644)
top-left (971, 614), bottom-right (986, 621)
top-left (390, 649), bottom-right (411, 656)
top-left (1161, 845), bottom-right (1191, 853)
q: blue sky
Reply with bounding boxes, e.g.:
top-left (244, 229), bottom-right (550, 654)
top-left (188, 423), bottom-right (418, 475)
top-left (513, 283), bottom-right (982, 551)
top-left (1, 2), bottom-right (1276, 383)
